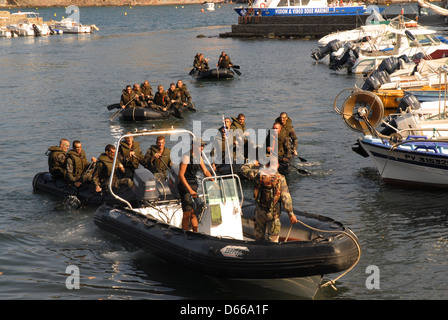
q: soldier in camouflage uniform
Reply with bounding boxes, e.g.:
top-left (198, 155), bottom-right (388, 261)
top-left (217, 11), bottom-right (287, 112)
top-left (46, 138), bottom-right (70, 180)
top-left (275, 112), bottom-right (298, 156)
top-left (241, 158), bottom-right (297, 242)
top-left (143, 135), bottom-right (172, 180)
top-left (93, 144), bottom-right (133, 193)
top-left (118, 133), bottom-right (144, 179)
top-left (66, 140), bottom-right (97, 188)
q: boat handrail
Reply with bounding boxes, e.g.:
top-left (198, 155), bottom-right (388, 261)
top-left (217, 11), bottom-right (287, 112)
top-left (109, 128), bottom-right (217, 210)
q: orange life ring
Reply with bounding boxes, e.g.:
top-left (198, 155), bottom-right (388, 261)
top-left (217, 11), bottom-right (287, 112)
top-left (260, 3), bottom-right (266, 7)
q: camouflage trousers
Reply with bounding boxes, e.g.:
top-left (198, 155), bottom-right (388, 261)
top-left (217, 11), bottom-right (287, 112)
top-left (254, 205), bottom-right (281, 243)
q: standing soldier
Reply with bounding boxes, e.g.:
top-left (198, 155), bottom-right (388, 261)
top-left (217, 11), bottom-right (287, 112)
top-left (275, 112), bottom-right (298, 156)
top-left (241, 158), bottom-right (297, 242)
top-left (47, 138), bottom-right (70, 180)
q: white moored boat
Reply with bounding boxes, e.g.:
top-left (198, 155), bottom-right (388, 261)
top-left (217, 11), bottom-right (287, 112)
top-left (53, 18), bottom-right (93, 34)
top-left (234, 0), bottom-right (379, 17)
top-left (316, 16), bottom-right (448, 74)
top-left (205, 2), bottom-right (215, 11)
top-left (334, 86), bottom-right (448, 188)
top-left (8, 12), bottom-right (50, 36)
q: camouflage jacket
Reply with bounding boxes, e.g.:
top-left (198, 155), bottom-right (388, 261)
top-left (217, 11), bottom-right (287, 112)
top-left (241, 163), bottom-right (294, 216)
top-left (143, 145), bottom-right (172, 176)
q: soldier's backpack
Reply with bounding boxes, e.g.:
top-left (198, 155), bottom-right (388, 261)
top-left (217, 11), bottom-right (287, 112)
top-left (254, 173), bottom-right (281, 210)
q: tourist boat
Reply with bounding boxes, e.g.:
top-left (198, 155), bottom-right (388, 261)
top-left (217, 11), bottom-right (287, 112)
top-left (326, 22), bottom-right (448, 74)
top-left (52, 18), bottom-right (93, 34)
top-left (234, 0), bottom-right (378, 17)
top-left (190, 68), bottom-right (236, 80)
top-left (93, 129), bottom-right (360, 297)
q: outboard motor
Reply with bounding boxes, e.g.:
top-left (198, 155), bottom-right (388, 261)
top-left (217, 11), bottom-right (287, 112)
top-left (329, 42), bottom-right (354, 71)
top-left (132, 168), bottom-right (158, 202)
top-left (412, 52), bottom-right (425, 63)
top-left (377, 56), bottom-right (401, 75)
top-left (361, 70), bottom-right (391, 91)
top-left (398, 93), bottom-right (421, 112)
top-left (32, 24), bottom-right (41, 37)
top-left (312, 39), bottom-right (342, 61)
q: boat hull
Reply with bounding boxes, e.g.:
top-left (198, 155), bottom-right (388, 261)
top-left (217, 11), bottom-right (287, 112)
top-left (93, 202), bottom-right (360, 279)
top-left (32, 172), bottom-right (137, 207)
top-left (234, 6), bottom-right (367, 17)
top-left (359, 136), bottom-right (448, 188)
top-left (120, 105), bottom-right (192, 121)
top-left (192, 68), bottom-right (235, 80)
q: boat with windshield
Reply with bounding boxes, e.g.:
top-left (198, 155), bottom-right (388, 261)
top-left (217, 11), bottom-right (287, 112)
top-left (93, 129), bottom-right (361, 297)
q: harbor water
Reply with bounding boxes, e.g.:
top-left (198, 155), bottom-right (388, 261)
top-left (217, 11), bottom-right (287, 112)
top-left (1, 4), bottom-right (448, 301)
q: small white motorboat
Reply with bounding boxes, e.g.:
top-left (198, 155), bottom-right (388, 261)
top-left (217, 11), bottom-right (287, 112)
top-left (318, 17), bottom-right (448, 74)
top-left (52, 18), bottom-right (93, 34)
top-left (8, 12), bottom-right (50, 36)
top-left (334, 86), bottom-right (448, 188)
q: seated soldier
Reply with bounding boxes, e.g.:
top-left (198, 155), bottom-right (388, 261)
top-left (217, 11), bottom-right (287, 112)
top-left (143, 135), bottom-right (172, 180)
top-left (46, 138), bottom-right (70, 180)
top-left (151, 85), bottom-right (170, 111)
top-left (93, 144), bottom-right (133, 193)
top-left (66, 140), bottom-right (97, 188)
top-left (176, 80), bottom-right (194, 109)
top-left (120, 85), bottom-right (139, 109)
top-left (118, 133), bottom-right (144, 179)
top-left (167, 83), bottom-right (181, 109)
top-left (141, 80), bottom-right (154, 106)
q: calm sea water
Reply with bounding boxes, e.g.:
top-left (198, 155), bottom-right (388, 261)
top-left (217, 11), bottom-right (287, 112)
top-left (1, 3), bottom-right (448, 301)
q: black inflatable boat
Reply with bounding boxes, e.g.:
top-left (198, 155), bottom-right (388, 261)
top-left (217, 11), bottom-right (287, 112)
top-left (108, 102), bottom-right (195, 122)
top-left (32, 172), bottom-right (138, 207)
top-left (94, 199), bottom-right (360, 279)
top-left (191, 68), bottom-right (235, 80)
top-left (92, 130), bottom-right (360, 286)
top-left (120, 104), bottom-right (194, 121)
